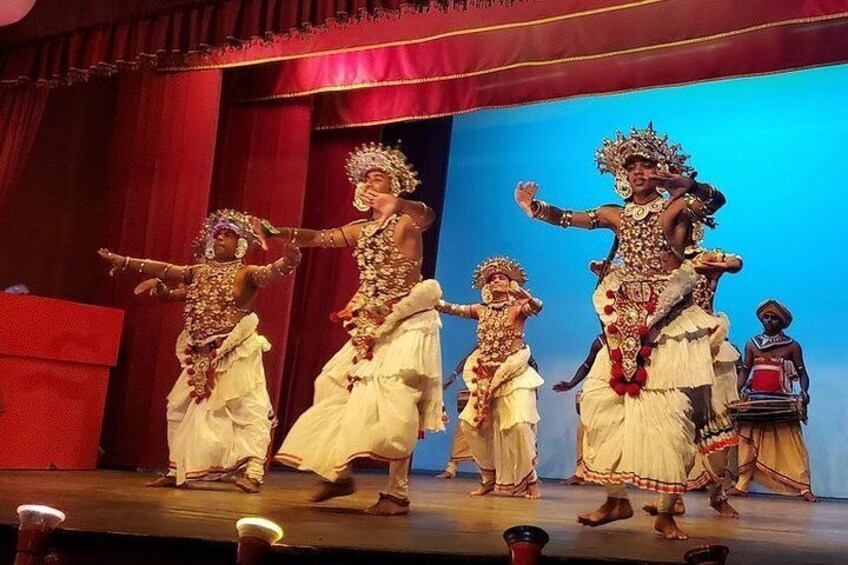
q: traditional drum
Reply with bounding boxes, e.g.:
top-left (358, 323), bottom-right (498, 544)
top-left (728, 392), bottom-right (804, 424)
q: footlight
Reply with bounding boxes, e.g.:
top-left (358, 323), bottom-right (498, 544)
top-left (235, 517), bottom-right (283, 565)
top-left (15, 505), bottom-right (66, 565)
top-left (503, 525), bottom-right (550, 565)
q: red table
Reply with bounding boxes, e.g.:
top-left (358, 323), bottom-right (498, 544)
top-left (0, 294), bottom-right (123, 469)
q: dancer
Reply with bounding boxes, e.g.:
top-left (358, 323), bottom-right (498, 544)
top-left (515, 123), bottom-right (725, 539)
top-left (98, 209), bottom-right (300, 493)
top-left (438, 257), bottom-right (544, 498)
top-left (268, 143), bottom-right (444, 515)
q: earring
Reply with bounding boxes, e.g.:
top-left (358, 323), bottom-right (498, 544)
top-left (353, 182), bottom-right (370, 212)
top-left (481, 285), bottom-right (493, 304)
top-left (614, 175), bottom-right (633, 200)
top-left (205, 243), bottom-right (215, 260)
top-left (235, 238), bottom-right (248, 259)
top-left (509, 280), bottom-right (520, 293)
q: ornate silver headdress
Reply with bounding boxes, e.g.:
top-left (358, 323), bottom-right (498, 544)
top-left (595, 123), bottom-right (694, 199)
top-left (472, 257), bottom-right (527, 290)
top-left (192, 209), bottom-right (258, 259)
top-left (345, 142), bottom-right (421, 211)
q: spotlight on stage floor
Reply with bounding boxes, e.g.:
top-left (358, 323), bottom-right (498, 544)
top-left (684, 544), bottom-right (730, 565)
top-left (235, 517), bottom-right (283, 565)
top-left (503, 525), bottom-right (550, 565)
top-left (15, 504), bottom-right (66, 565)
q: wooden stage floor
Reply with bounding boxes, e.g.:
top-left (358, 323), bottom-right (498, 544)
top-left (1, 469), bottom-right (846, 564)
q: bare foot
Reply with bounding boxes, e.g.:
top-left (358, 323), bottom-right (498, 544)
top-left (654, 513), bottom-right (689, 540)
top-left (469, 483), bottom-right (494, 496)
top-left (233, 475), bottom-right (261, 494)
top-left (803, 491), bottom-right (818, 503)
top-left (147, 476), bottom-right (178, 488)
top-left (524, 482), bottom-right (541, 499)
top-left (561, 475), bottom-right (585, 486)
top-left (435, 470), bottom-right (456, 479)
top-left (710, 498), bottom-right (739, 518)
top-left (577, 497), bottom-right (634, 527)
top-left (364, 494), bottom-right (410, 516)
top-left (726, 486), bottom-right (747, 498)
top-left (642, 498), bottom-right (685, 516)
top-left (311, 479), bottom-right (355, 502)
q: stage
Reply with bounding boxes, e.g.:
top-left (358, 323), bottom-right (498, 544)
top-left (1, 470), bottom-right (846, 564)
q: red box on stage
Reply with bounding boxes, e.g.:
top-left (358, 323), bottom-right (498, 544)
top-left (0, 294), bottom-right (124, 469)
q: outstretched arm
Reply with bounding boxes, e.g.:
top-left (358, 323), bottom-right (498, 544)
top-left (256, 219), bottom-right (359, 249)
top-left (98, 249), bottom-right (196, 283)
top-left (247, 245), bottom-right (302, 288)
top-left (133, 279), bottom-right (188, 301)
top-left (515, 182), bottom-right (617, 230)
top-left (554, 336), bottom-right (603, 392)
top-left (437, 300), bottom-right (480, 319)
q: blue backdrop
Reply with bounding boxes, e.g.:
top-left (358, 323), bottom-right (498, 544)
top-left (412, 63), bottom-right (848, 499)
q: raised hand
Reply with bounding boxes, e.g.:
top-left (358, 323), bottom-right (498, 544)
top-left (98, 248), bottom-right (125, 276)
top-left (361, 188), bottom-right (402, 217)
top-left (511, 285), bottom-right (532, 301)
top-left (282, 243), bottom-right (302, 265)
top-left (515, 181), bottom-right (538, 218)
top-left (249, 217), bottom-right (270, 251)
top-left (649, 171), bottom-right (694, 201)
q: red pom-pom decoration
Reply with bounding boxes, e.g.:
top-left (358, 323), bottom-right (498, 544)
top-left (608, 324), bottom-right (619, 334)
top-left (612, 364), bottom-right (624, 378)
top-left (645, 302), bottom-right (656, 314)
top-left (611, 348), bottom-right (623, 362)
top-left (640, 345), bottom-right (653, 358)
top-left (352, 356), bottom-right (358, 364)
top-left (366, 351), bottom-right (374, 361)
top-left (604, 305), bottom-right (615, 315)
top-left (638, 325), bottom-right (649, 337)
top-left (606, 290), bottom-right (615, 299)
top-left (613, 383), bottom-right (628, 396)
top-left (187, 368), bottom-right (195, 376)
top-left (635, 367), bottom-right (648, 384)
top-left (627, 382), bottom-right (641, 397)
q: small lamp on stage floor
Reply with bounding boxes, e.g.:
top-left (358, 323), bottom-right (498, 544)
top-left (15, 505), bottom-right (66, 565)
top-left (503, 525), bottom-right (550, 565)
top-left (235, 517), bottom-right (283, 565)
top-left (684, 544), bottom-right (730, 565)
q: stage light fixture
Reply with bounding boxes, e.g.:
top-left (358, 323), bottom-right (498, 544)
top-left (15, 505), bottom-right (66, 565)
top-left (503, 525), bottom-right (549, 565)
top-left (235, 517), bottom-right (283, 565)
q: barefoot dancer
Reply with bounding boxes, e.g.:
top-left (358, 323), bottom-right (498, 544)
top-left (438, 257), bottom-right (544, 498)
top-left (98, 209), bottom-right (300, 493)
top-left (516, 124), bottom-right (726, 539)
top-left (269, 143), bottom-right (444, 516)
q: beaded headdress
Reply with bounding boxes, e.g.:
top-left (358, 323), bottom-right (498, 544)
top-left (595, 123), bottom-right (694, 199)
top-left (192, 209), bottom-right (258, 258)
top-left (472, 257), bottom-right (527, 289)
top-left (345, 142), bottom-right (420, 211)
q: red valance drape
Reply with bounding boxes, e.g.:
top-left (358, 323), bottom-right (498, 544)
top-left (231, 0), bottom-right (848, 128)
top-left (0, 0), bottom-right (505, 86)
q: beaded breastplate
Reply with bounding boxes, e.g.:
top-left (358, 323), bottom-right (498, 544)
top-left (339, 214), bottom-right (422, 360)
top-left (604, 207), bottom-right (676, 397)
top-left (184, 260), bottom-right (244, 343)
top-left (477, 300), bottom-right (524, 367)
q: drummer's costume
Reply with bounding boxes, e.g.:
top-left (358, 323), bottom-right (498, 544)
top-left (733, 300), bottom-right (813, 497)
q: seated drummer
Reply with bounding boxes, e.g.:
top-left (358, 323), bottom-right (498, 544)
top-left (727, 299), bottom-right (816, 502)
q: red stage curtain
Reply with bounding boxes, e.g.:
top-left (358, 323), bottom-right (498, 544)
top-left (97, 68), bottom-right (222, 469)
top-left (0, 78), bottom-right (116, 300)
top-left (0, 0), bottom-right (457, 86)
top-left (275, 126), bottom-right (380, 441)
top-left (210, 89), bottom-right (314, 417)
top-left (0, 86), bottom-right (48, 208)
